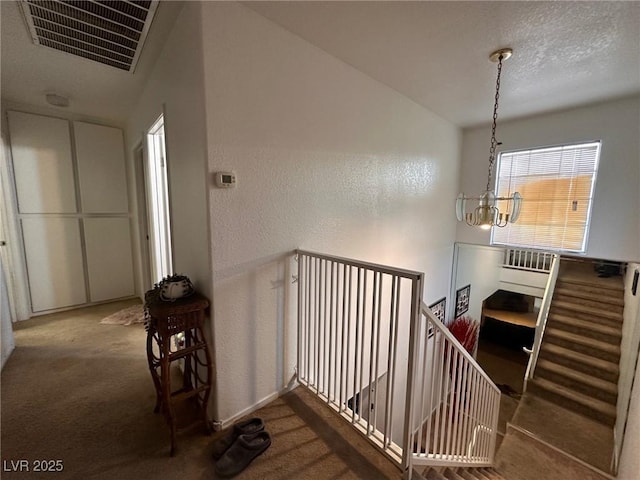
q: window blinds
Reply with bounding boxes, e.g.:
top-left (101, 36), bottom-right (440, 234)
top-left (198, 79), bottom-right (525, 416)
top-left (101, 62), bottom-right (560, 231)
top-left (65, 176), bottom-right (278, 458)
top-left (491, 141), bottom-right (601, 253)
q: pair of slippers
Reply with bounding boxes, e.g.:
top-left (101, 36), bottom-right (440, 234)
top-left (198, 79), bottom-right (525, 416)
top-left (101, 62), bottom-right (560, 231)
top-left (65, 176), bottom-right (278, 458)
top-left (212, 417), bottom-right (271, 478)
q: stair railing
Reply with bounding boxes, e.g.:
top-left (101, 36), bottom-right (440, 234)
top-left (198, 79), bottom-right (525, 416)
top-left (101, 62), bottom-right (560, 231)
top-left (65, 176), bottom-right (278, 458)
top-left (523, 253), bottom-right (560, 389)
top-left (296, 250), bottom-right (423, 469)
top-left (296, 250), bottom-right (501, 479)
top-left (503, 248), bottom-right (554, 273)
top-left (408, 303), bottom-right (501, 475)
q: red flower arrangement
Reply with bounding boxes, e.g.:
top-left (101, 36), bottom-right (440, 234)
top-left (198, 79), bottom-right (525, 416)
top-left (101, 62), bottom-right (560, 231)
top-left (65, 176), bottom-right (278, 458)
top-left (448, 315), bottom-right (479, 355)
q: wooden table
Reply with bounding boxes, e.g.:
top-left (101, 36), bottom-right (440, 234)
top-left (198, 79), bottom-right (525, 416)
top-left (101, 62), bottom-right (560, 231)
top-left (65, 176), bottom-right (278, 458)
top-left (145, 291), bottom-right (213, 455)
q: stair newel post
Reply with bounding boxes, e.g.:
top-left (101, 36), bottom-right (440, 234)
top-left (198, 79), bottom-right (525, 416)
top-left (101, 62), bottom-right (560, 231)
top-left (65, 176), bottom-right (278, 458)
top-left (489, 389), bottom-right (500, 464)
top-left (402, 273), bottom-right (424, 480)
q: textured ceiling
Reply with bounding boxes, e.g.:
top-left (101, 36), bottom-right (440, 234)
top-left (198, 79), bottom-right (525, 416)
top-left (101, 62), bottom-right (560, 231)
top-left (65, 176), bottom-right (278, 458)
top-left (246, 1), bottom-right (640, 127)
top-left (2, 1), bottom-right (639, 127)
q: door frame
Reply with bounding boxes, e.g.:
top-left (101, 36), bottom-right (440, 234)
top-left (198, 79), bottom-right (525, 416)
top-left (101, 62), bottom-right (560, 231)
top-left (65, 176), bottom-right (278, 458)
top-left (140, 112), bottom-right (174, 286)
top-left (134, 142), bottom-right (153, 293)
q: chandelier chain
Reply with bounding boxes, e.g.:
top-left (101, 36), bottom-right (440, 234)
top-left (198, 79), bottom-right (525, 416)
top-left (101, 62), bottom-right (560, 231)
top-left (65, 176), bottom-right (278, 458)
top-left (486, 54), bottom-right (503, 193)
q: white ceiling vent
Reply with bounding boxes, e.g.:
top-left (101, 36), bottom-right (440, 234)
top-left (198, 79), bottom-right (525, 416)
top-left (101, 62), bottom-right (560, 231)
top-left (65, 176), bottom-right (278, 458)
top-left (18, 0), bottom-right (159, 73)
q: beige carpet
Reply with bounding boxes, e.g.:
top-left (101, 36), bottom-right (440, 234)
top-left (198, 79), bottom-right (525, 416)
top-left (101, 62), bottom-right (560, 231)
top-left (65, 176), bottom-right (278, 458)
top-left (496, 425), bottom-right (611, 480)
top-left (1, 300), bottom-right (401, 480)
top-left (509, 393), bottom-right (614, 474)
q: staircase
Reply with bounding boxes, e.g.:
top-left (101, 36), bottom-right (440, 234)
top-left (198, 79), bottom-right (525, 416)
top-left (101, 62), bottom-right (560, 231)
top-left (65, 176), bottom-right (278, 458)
top-left (528, 260), bottom-right (623, 426)
top-left (423, 466), bottom-right (507, 480)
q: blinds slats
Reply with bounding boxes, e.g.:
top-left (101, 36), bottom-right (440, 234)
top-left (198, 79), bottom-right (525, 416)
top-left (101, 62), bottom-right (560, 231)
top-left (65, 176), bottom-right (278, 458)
top-left (492, 141), bottom-right (601, 253)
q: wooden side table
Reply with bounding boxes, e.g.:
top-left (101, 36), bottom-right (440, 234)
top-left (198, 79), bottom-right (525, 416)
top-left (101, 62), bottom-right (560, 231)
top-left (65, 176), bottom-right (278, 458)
top-left (145, 291), bottom-right (213, 455)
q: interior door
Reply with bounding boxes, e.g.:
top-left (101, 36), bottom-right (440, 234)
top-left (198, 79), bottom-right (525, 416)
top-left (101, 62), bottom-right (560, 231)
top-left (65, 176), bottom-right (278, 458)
top-left (134, 144), bottom-right (153, 292)
top-left (8, 112), bottom-right (86, 312)
top-left (21, 217), bottom-right (86, 312)
top-left (8, 112), bottom-right (135, 313)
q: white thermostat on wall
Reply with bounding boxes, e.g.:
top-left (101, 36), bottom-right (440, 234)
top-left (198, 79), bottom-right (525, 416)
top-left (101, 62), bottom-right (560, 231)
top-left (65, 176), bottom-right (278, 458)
top-left (214, 171), bottom-right (236, 188)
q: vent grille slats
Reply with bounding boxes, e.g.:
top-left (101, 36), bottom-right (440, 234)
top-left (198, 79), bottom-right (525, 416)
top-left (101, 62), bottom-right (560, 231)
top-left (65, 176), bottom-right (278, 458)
top-left (28, 5), bottom-right (139, 49)
top-left (35, 27), bottom-right (134, 63)
top-left (39, 38), bottom-right (130, 70)
top-left (32, 17), bottom-right (136, 55)
top-left (20, 0), bottom-right (158, 72)
top-left (95, 0), bottom-right (149, 21)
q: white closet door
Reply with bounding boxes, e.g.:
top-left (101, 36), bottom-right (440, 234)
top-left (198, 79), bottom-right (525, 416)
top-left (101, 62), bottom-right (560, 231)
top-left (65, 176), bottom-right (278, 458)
top-left (8, 111), bottom-right (77, 213)
top-left (21, 218), bottom-right (86, 312)
top-left (84, 218), bottom-right (134, 302)
top-left (74, 122), bottom-right (128, 213)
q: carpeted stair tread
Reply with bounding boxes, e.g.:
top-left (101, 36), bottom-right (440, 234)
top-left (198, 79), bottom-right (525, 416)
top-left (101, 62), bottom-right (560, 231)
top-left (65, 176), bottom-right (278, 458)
top-left (547, 313), bottom-right (622, 344)
top-left (443, 467), bottom-right (465, 480)
top-left (553, 289), bottom-right (624, 314)
top-left (469, 468), bottom-right (493, 480)
top-left (545, 327), bottom-right (620, 358)
top-left (535, 358), bottom-right (618, 403)
top-left (539, 343), bottom-right (619, 382)
top-left (480, 467), bottom-right (507, 479)
top-left (496, 423), bottom-right (614, 480)
top-left (555, 279), bottom-right (624, 296)
top-left (549, 308), bottom-right (622, 330)
top-left (550, 300), bottom-right (622, 322)
top-left (425, 467), bottom-right (448, 480)
top-left (456, 468), bottom-right (477, 480)
top-left (555, 270), bottom-right (624, 291)
top-left (547, 305), bottom-right (622, 330)
top-left (528, 377), bottom-right (616, 424)
top-left (460, 467), bottom-right (500, 480)
top-left (549, 309), bottom-right (623, 330)
top-left (553, 286), bottom-right (624, 307)
top-left (426, 466), bottom-right (506, 480)
top-left (455, 467), bottom-right (506, 480)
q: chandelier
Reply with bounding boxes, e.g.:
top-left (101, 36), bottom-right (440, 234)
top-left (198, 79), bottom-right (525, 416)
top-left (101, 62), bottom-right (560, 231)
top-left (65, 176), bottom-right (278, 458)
top-left (456, 48), bottom-right (522, 229)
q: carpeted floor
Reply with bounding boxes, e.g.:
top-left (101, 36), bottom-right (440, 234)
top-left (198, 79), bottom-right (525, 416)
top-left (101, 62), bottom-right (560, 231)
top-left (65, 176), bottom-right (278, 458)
top-left (475, 337), bottom-right (527, 449)
top-left (1, 300), bottom-right (401, 479)
top-left (509, 393), bottom-right (614, 474)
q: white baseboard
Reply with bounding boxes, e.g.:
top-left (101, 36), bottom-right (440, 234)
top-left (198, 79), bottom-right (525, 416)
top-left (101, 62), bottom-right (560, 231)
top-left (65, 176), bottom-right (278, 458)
top-left (214, 381), bottom-right (299, 431)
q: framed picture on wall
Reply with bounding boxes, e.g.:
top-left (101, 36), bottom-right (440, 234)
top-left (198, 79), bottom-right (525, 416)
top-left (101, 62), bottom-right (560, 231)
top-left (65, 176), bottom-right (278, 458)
top-left (427, 297), bottom-right (446, 337)
top-left (455, 284), bottom-right (471, 318)
top-left (428, 297), bottom-right (446, 323)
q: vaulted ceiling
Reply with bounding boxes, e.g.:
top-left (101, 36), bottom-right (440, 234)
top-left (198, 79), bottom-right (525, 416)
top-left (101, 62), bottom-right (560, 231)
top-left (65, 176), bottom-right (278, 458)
top-left (2, 1), bottom-right (639, 126)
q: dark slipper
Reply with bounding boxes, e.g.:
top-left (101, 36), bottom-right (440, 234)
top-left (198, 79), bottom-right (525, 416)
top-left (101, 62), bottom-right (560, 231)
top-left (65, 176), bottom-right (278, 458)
top-left (211, 417), bottom-right (265, 460)
top-left (214, 431), bottom-right (271, 478)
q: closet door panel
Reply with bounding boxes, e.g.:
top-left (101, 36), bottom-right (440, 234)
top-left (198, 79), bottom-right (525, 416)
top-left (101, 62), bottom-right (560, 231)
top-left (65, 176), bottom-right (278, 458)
top-left (8, 111), bottom-right (77, 213)
top-left (84, 218), bottom-right (134, 302)
top-left (74, 122), bottom-right (128, 213)
top-left (21, 218), bottom-right (86, 312)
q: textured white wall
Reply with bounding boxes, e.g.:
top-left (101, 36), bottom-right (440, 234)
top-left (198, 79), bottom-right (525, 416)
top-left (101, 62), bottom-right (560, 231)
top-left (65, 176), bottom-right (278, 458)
top-left (457, 96), bottom-right (640, 262)
top-left (452, 244), bottom-right (504, 324)
top-left (619, 358), bottom-right (640, 479)
top-left (617, 263), bottom-right (640, 474)
top-left (200, 2), bottom-right (461, 423)
top-left (125, 3), bottom-right (212, 300)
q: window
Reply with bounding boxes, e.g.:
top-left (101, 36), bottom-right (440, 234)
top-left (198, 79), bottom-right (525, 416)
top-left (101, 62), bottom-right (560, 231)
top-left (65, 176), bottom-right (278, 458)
top-left (491, 141), bottom-right (601, 253)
